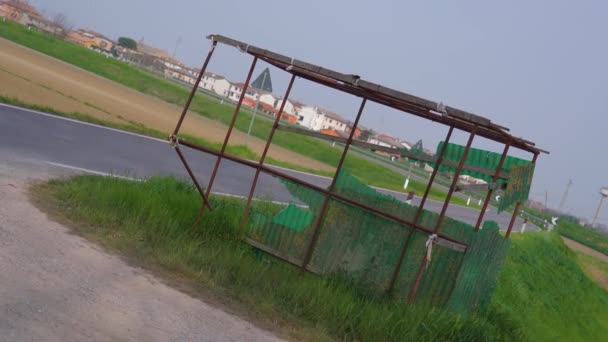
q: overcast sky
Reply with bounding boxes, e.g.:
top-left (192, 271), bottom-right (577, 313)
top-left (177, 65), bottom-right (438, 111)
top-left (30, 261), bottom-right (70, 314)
top-left (31, 0), bottom-right (608, 223)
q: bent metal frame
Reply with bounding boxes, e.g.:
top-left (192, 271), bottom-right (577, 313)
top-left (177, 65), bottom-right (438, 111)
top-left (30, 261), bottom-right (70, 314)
top-left (168, 34), bottom-right (548, 302)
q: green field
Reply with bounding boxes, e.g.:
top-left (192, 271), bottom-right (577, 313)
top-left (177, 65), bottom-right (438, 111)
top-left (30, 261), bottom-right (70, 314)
top-left (0, 20), bottom-right (468, 205)
top-left (32, 175), bottom-right (608, 341)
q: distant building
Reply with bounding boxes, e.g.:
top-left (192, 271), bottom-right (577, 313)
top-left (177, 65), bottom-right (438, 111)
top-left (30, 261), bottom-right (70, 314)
top-left (0, 0), bottom-right (39, 22)
top-left (0, 0), bottom-right (63, 35)
top-left (242, 98), bottom-right (297, 124)
top-left (345, 122), bottom-right (362, 139)
top-left (259, 93), bottom-right (279, 108)
top-left (368, 134), bottom-right (401, 148)
top-left (210, 77), bottom-right (231, 98)
top-left (227, 82), bottom-right (264, 102)
top-left (400, 140), bottom-right (413, 150)
top-left (296, 105), bottom-right (348, 132)
top-left (164, 68), bottom-right (197, 85)
top-left (196, 72), bottom-right (227, 94)
top-left (275, 98), bottom-right (302, 117)
top-left (320, 110), bottom-right (348, 132)
top-left (320, 128), bottom-right (348, 139)
top-left (67, 29), bottom-right (114, 52)
top-left (137, 38), bottom-right (173, 60)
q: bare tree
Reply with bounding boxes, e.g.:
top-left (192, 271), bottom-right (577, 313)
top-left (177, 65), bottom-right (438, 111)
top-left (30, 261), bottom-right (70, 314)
top-left (51, 13), bottom-right (72, 38)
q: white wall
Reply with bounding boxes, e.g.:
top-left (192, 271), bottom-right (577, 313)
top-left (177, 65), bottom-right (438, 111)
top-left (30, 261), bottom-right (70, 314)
top-left (228, 85), bottom-right (259, 102)
top-left (198, 75), bottom-right (215, 91)
top-left (212, 79), bottom-right (231, 97)
top-left (318, 115), bottom-right (347, 132)
top-left (275, 99), bottom-right (298, 116)
top-left (297, 106), bottom-right (324, 130)
top-left (368, 138), bottom-right (394, 148)
top-left (259, 94), bottom-right (278, 108)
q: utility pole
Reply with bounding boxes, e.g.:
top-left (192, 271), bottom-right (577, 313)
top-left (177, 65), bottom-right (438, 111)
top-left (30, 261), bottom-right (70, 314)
top-left (559, 179), bottom-right (573, 211)
top-left (545, 190), bottom-right (548, 209)
top-left (172, 36), bottom-right (182, 60)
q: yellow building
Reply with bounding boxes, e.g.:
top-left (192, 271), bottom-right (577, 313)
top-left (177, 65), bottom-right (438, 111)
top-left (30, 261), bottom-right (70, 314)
top-left (66, 29), bottom-right (114, 52)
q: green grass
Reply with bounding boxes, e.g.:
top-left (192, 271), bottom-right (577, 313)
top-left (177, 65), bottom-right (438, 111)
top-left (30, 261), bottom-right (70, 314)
top-left (0, 19), bottom-right (470, 205)
top-left (490, 232), bottom-right (608, 341)
top-left (555, 221), bottom-right (608, 256)
top-left (32, 175), bottom-right (608, 341)
top-left (32, 175), bottom-right (517, 341)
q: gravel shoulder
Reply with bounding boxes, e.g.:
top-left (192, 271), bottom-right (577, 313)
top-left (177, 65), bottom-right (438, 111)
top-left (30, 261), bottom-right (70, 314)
top-left (0, 157), bottom-right (282, 342)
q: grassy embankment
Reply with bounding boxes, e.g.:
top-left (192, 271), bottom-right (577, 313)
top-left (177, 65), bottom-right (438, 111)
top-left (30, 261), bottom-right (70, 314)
top-left (490, 232), bottom-right (608, 341)
top-left (32, 175), bottom-right (608, 341)
top-left (556, 220), bottom-right (608, 256)
top-left (0, 20), bottom-right (467, 204)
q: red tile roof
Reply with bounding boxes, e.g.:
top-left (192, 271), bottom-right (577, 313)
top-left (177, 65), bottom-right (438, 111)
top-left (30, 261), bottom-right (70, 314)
top-left (1, 0), bottom-right (42, 18)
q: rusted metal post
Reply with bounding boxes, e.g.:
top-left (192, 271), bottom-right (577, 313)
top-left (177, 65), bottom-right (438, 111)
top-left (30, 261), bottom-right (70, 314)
top-left (474, 140), bottom-right (511, 231)
top-left (173, 141), bottom-right (212, 210)
top-left (240, 74), bottom-right (297, 234)
top-left (172, 40), bottom-right (217, 137)
top-left (300, 98), bottom-right (367, 271)
top-left (505, 152), bottom-right (539, 238)
top-left (386, 125), bottom-right (454, 293)
top-left (407, 126), bottom-right (478, 304)
top-left (194, 57), bottom-right (258, 220)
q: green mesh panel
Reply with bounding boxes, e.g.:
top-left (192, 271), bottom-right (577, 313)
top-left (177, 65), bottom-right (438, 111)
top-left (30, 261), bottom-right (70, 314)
top-left (447, 221), bottom-right (511, 313)
top-left (272, 202), bottom-right (313, 232)
top-left (243, 169), bottom-right (510, 312)
top-left (434, 142), bottom-right (531, 183)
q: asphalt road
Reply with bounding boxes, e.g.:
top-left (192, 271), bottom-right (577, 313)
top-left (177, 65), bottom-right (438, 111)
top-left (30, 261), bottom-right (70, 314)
top-left (0, 103), bottom-right (535, 231)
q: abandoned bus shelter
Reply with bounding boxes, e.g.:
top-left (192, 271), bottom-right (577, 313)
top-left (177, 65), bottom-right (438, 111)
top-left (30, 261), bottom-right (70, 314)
top-left (168, 34), bottom-right (548, 309)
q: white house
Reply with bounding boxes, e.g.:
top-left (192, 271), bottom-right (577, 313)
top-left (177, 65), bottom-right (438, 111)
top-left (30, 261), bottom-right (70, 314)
top-left (259, 93), bottom-right (279, 108)
top-left (320, 110), bottom-right (348, 132)
top-left (228, 83), bottom-right (261, 102)
top-left (164, 69), bottom-right (196, 85)
top-left (274, 98), bottom-right (302, 116)
top-left (297, 105), bottom-right (323, 130)
top-left (211, 78), bottom-right (231, 98)
top-left (198, 72), bottom-right (225, 92)
top-left (296, 106), bottom-right (348, 132)
top-left (368, 134), bottom-right (401, 148)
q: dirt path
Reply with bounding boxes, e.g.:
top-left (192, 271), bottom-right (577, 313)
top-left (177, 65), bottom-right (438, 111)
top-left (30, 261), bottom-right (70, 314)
top-left (562, 237), bottom-right (608, 263)
top-left (0, 157), bottom-right (282, 341)
top-left (0, 37), bottom-right (332, 172)
top-left (562, 236), bottom-right (608, 290)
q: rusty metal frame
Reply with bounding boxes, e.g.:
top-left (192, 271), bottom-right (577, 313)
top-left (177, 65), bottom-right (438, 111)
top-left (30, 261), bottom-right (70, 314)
top-left (387, 125), bottom-right (455, 293)
top-left (505, 152), bottom-right (540, 238)
top-left (407, 127), bottom-right (478, 303)
top-left (300, 98), bottom-right (368, 271)
top-left (474, 140), bottom-right (512, 231)
top-left (175, 137), bottom-right (467, 247)
top-left (240, 74), bottom-right (297, 234)
top-left (168, 34), bottom-right (547, 304)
